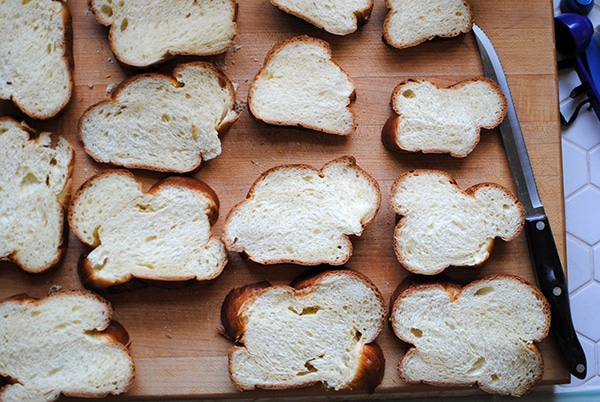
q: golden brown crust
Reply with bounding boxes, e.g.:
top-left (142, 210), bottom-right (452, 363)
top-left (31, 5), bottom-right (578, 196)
top-left (223, 270), bottom-right (387, 392)
top-left (248, 35), bottom-right (357, 135)
top-left (382, 0), bottom-right (474, 49)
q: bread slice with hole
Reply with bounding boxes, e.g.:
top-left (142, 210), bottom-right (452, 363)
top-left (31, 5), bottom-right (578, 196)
top-left (88, 0), bottom-right (237, 68)
top-left (382, 78), bottom-right (507, 157)
top-left (0, 117), bottom-right (74, 273)
top-left (223, 156), bottom-right (380, 265)
top-left (0, 290), bottom-right (135, 402)
top-left (78, 62), bottom-right (239, 173)
top-left (68, 170), bottom-right (227, 290)
top-left (383, 0), bottom-right (473, 49)
top-left (390, 274), bottom-right (550, 396)
top-left (0, 0), bottom-right (73, 119)
top-left (222, 269), bottom-right (386, 392)
top-left (270, 0), bottom-right (373, 35)
top-left (390, 170), bottom-right (524, 275)
top-left (248, 35), bottom-right (357, 135)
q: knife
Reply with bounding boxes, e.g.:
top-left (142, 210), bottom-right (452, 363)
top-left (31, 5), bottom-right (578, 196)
top-left (472, 23), bottom-right (587, 379)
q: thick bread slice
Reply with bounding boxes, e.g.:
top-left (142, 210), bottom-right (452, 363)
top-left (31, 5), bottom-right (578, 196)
top-left (270, 0), bottom-right (373, 35)
top-left (383, 0), bottom-right (473, 49)
top-left (222, 269), bottom-right (386, 392)
top-left (0, 290), bottom-right (135, 402)
top-left (0, 0), bottom-right (73, 119)
top-left (390, 275), bottom-right (551, 396)
top-left (390, 170), bottom-right (524, 275)
top-left (68, 170), bottom-right (227, 290)
top-left (248, 36), bottom-right (357, 135)
top-left (79, 62), bottom-right (239, 173)
top-left (0, 117), bottom-right (73, 273)
top-left (382, 78), bottom-right (507, 157)
top-left (88, 0), bottom-right (237, 68)
top-left (223, 156), bottom-right (380, 265)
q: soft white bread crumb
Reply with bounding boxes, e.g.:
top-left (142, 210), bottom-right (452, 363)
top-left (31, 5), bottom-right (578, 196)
top-left (0, 0), bottom-right (73, 119)
top-left (222, 269), bottom-right (386, 392)
top-left (383, 0), bottom-right (473, 49)
top-left (382, 78), bottom-right (507, 157)
top-left (223, 156), bottom-right (380, 265)
top-left (270, 0), bottom-right (373, 35)
top-left (88, 0), bottom-right (237, 68)
top-left (0, 290), bottom-right (135, 402)
top-left (248, 36), bottom-right (357, 135)
top-left (68, 170), bottom-right (227, 289)
top-left (79, 62), bottom-right (239, 173)
top-left (390, 275), bottom-right (551, 396)
top-left (0, 118), bottom-right (73, 273)
top-left (390, 170), bottom-right (524, 275)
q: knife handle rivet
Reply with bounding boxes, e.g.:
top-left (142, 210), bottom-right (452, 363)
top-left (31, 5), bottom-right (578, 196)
top-left (536, 221), bottom-right (546, 231)
top-left (576, 363), bottom-right (586, 374)
top-left (553, 286), bottom-right (563, 297)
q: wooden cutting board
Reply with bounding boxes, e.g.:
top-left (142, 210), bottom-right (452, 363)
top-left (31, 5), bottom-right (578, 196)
top-left (0, 0), bottom-right (570, 399)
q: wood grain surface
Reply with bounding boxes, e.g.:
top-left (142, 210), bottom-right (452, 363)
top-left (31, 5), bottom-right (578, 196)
top-left (0, 0), bottom-right (569, 400)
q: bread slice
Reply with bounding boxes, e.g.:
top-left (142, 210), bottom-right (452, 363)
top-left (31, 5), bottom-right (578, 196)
top-left (223, 156), bottom-right (380, 265)
top-left (78, 62), bottom-right (239, 173)
top-left (382, 78), bottom-right (507, 157)
top-left (88, 0), bottom-right (237, 68)
top-left (0, 117), bottom-right (74, 273)
top-left (222, 269), bottom-right (386, 392)
top-left (0, 290), bottom-right (135, 402)
top-left (68, 170), bottom-right (227, 290)
top-left (390, 275), bottom-right (551, 396)
top-left (0, 0), bottom-right (73, 119)
top-left (248, 36), bottom-right (357, 135)
top-left (383, 0), bottom-right (473, 49)
top-left (270, 0), bottom-right (373, 35)
top-left (390, 170), bottom-right (524, 275)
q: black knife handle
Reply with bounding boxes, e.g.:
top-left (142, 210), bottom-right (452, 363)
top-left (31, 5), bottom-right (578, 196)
top-left (525, 215), bottom-right (587, 379)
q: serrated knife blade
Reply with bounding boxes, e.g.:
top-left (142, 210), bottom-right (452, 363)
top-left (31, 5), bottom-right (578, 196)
top-left (472, 23), bottom-right (586, 379)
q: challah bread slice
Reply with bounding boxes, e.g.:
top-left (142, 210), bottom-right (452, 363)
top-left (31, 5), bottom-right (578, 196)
top-left (390, 275), bottom-right (551, 396)
top-left (0, 290), bottom-right (135, 402)
top-left (78, 62), bottom-right (239, 173)
top-left (0, 117), bottom-right (73, 273)
top-left (88, 0), bottom-right (237, 68)
top-left (390, 170), bottom-right (524, 275)
top-left (68, 170), bottom-right (227, 290)
top-left (0, 0), bottom-right (73, 119)
top-left (382, 78), bottom-right (507, 157)
top-left (270, 0), bottom-right (373, 35)
top-left (222, 269), bottom-right (386, 392)
top-left (383, 0), bottom-right (473, 49)
top-left (223, 156), bottom-right (380, 265)
top-left (248, 36), bottom-right (357, 135)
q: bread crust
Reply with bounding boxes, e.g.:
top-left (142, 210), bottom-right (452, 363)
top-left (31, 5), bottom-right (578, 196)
top-left (223, 156), bottom-right (380, 265)
top-left (0, 290), bottom-right (135, 400)
top-left (270, 0), bottom-right (374, 35)
top-left (390, 274), bottom-right (550, 396)
top-left (381, 78), bottom-right (507, 157)
top-left (88, 0), bottom-right (238, 68)
top-left (222, 269), bottom-right (386, 393)
top-left (69, 170), bottom-right (227, 290)
top-left (389, 169), bottom-right (524, 274)
top-left (382, 0), bottom-right (473, 49)
top-left (77, 61), bottom-right (239, 173)
top-left (248, 35), bottom-right (357, 135)
top-left (0, 117), bottom-right (74, 273)
top-left (0, 0), bottom-right (74, 119)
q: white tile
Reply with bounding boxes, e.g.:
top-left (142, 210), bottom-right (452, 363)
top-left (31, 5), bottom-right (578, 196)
top-left (562, 109), bottom-right (600, 151)
top-left (594, 244), bottom-right (600, 282)
top-left (571, 282), bottom-right (600, 342)
top-left (562, 140), bottom-right (589, 196)
top-left (566, 186), bottom-right (600, 245)
top-left (590, 145), bottom-right (600, 186)
top-left (566, 236), bottom-right (594, 291)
